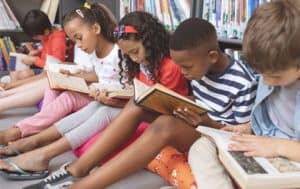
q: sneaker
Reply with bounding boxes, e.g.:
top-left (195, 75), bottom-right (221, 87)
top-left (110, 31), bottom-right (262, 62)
top-left (23, 162), bottom-right (76, 189)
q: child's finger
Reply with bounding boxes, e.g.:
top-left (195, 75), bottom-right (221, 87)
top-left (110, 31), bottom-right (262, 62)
top-left (183, 107), bottom-right (199, 118)
top-left (244, 151), bottom-right (256, 157)
top-left (221, 126), bottom-right (235, 132)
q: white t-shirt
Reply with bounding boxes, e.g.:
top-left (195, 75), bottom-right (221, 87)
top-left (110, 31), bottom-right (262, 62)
top-left (90, 44), bottom-right (128, 89)
top-left (74, 45), bottom-right (95, 72)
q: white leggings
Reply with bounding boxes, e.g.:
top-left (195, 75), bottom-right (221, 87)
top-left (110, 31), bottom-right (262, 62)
top-left (55, 101), bottom-right (121, 149)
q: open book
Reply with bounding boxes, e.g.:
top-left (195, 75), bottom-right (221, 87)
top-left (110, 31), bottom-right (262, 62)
top-left (47, 71), bottom-right (134, 99)
top-left (45, 55), bottom-right (83, 74)
top-left (134, 78), bottom-right (206, 115)
top-left (46, 71), bottom-right (89, 94)
top-left (197, 126), bottom-right (300, 189)
top-left (8, 52), bottom-right (30, 71)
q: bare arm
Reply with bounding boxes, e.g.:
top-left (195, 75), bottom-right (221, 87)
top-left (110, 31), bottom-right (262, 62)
top-left (60, 69), bottom-right (98, 83)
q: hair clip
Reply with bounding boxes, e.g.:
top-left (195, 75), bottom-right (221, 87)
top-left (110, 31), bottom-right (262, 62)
top-left (83, 2), bottom-right (91, 9)
top-left (76, 9), bottom-right (84, 18)
top-left (114, 25), bottom-right (138, 38)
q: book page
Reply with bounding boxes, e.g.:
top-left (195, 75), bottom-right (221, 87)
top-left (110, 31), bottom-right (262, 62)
top-left (197, 126), bottom-right (233, 150)
top-left (47, 71), bottom-right (89, 94)
top-left (108, 89), bottom-right (134, 99)
top-left (133, 78), bottom-right (150, 101)
top-left (45, 55), bottom-right (82, 74)
top-left (197, 126), bottom-right (300, 175)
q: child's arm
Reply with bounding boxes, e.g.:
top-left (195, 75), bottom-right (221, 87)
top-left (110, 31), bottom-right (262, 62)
top-left (22, 55), bottom-right (38, 66)
top-left (229, 135), bottom-right (300, 162)
top-left (174, 108), bottom-right (225, 129)
top-left (89, 88), bottom-right (127, 108)
top-left (60, 69), bottom-right (98, 83)
top-left (221, 123), bottom-right (253, 134)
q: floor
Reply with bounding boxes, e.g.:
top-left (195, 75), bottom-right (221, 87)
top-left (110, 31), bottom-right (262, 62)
top-left (0, 107), bottom-right (167, 189)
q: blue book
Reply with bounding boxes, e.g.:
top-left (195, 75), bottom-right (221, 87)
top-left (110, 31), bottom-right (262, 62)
top-left (8, 52), bottom-right (29, 71)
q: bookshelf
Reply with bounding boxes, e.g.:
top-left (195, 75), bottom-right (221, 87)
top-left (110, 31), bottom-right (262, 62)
top-left (0, 0), bottom-right (86, 44)
top-left (88, 0), bottom-right (120, 20)
top-left (191, 0), bottom-right (271, 49)
top-left (118, 0), bottom-right (192, 31)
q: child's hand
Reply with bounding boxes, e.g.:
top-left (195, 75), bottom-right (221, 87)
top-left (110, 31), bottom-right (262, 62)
top-left (94, 89), bottom-right (124, 106)
top-left (88, 86), bottom-right (99, 98)
top-left (173, 107), bottom-right (211, 127)
top-left (229, 135), bottom-right (283, 158)
top-left (221, 123), bottom-right (252, 134)
top-left (22, 56), bottom-right (36, 65)
top-left (28, 49), bottom-right (40, 56)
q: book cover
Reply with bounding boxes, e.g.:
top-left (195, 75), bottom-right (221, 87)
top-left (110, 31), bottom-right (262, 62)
top-left (8, 52), bottom-right (29, 71)
top-left (197, 126), bottom-right (300, 189)
top-left (133, 78), bottom-right (206, 115)
top-left (46, 71), bottom-right (89, 94)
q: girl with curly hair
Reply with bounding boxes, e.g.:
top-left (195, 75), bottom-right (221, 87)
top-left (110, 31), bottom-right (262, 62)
top-left (22, 11), bottom-right (192, 188)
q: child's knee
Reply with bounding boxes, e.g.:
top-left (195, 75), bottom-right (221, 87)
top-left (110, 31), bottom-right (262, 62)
top-left (188, 136), bottom-right (217, 163)
top-left (149, 116), bottom-right (178, 140)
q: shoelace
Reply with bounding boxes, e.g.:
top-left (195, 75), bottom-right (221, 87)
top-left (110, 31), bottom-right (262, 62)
top-left (44, 168), bottom-right (68, 183)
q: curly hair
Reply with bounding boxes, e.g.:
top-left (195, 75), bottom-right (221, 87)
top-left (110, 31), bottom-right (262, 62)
top-left (116, 11), bottom-right (170, 85)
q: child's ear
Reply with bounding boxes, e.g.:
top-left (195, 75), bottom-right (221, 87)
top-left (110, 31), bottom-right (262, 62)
top-left (208, 50), bottom-right (219, 64)
top-left (93, 23), bottom-right (101, 35)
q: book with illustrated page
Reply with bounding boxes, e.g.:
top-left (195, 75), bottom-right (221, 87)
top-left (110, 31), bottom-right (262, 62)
top-left (196, 126), bottom-right (300, 189)
top-left (8, 52), bottom-right (30, 71)
top-left (133, 78), bottom-right (207, 115)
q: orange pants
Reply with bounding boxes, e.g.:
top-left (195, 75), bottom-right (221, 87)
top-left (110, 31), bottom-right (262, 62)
top-left (147, 146), bottom-right (198, 189)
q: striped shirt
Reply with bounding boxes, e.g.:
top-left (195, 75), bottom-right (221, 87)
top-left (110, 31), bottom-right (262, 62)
top-left (191, 57), bottom-right (258, 125)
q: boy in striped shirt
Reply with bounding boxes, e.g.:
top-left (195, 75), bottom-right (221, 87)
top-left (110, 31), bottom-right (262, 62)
top-left (146, 18), bottom-right (258, 189)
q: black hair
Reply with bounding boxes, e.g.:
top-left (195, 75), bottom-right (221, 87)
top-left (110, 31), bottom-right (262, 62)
top-left (22, 9), bottom-right (52, 37)
top-left (62, 3), bottom-right (117, 43)
top-left (116, 11), bottom-right (170, 85)
top-left (170, 18), bottom-right (217, 51)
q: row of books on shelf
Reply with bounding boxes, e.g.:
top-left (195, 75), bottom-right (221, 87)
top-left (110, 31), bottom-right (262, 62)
top-left (224, 48), bottom-right (242, 61)
top-left (202, 0), bottom-right (271, 40)
top-left (0, 0), bottom-right (60, 32)
top-left (0, 36), bottom-right (36, 71)
top-left (120, 0), bottom-right (191, 31)
top-left (0, 36), bottom-right (16, 71)
top-left (0, 0), bottom-right (20, 31)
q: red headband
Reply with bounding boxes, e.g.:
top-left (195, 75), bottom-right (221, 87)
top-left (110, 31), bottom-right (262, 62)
top-left (114, 25), bottom-right (138, 37)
